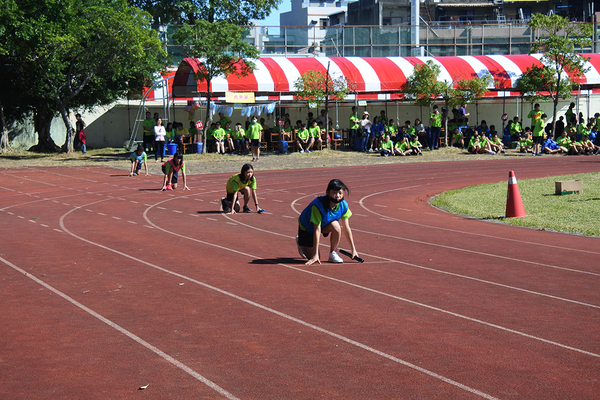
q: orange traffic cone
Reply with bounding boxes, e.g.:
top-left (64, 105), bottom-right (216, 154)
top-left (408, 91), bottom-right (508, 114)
top-left (505, 170), bottom-right (527, 218)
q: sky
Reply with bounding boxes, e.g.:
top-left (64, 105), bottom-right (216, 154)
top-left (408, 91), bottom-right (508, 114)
top-left (256, 0), bottom-right (292, 27)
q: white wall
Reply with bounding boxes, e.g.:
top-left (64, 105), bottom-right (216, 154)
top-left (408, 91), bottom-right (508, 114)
top-left (7, 95), bottom-right (600, 150)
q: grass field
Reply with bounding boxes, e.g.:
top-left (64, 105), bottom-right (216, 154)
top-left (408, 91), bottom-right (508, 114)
top-left (432, 172), bottom-right (600, 237)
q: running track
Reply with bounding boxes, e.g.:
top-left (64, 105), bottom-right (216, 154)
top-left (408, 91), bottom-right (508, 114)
top-left (1, 157), bottom-right (599, 399)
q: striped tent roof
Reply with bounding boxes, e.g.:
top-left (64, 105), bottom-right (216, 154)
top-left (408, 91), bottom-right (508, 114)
top-left (158, 54), bottom-right (600, 101)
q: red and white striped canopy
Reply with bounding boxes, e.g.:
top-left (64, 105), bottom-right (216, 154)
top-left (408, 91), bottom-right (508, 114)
top-left (165, 54), bottom-right (600, 100)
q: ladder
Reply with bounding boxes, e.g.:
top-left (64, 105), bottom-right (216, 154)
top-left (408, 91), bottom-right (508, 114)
top-left (125, 74), bottom-right (174, 151)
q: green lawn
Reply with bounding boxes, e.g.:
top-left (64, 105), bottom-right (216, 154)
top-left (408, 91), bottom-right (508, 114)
top-left (431, 172), bottom-right (600, 237)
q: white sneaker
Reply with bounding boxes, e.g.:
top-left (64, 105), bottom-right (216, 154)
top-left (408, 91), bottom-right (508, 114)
top-left (296, 236), bottom-right (306, 259)
top-left (328, 251), bottom-right (343, 263)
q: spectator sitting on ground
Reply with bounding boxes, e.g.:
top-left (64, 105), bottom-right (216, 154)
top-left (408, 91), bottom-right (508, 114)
top-left (380, 135), bottom-right (394, 156)
top-left (509, 116), bottom-right (522, 141)
top-left (468, 132), bottom-right (482, 154)
top-left (449, 128), bottom-right (464, 149)
top-left (581, 134), bottom-right (598, 154)
top-left (542, 133), bottom-right (567, 154)
top-left (479, 133), bottom-right (496, 154)
top-left (519, 132), bottom-right (533, 153)
top-left (409, 134), bottom-right (423, 155)
top-left (393, 137), bottom-right (411, 156)
top-left (490, 133), bottom-right (505, 154)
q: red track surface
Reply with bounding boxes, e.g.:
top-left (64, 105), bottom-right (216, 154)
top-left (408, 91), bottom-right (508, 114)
top-left (1, 158), bottom-right (599, 399)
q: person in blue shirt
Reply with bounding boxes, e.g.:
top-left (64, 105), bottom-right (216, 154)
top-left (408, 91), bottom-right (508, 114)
top-left (542, 133), bottom-right (567, 154)
top-left (129, 145), bottom-right (148, 176)
top-left (296, 179), bottom-right (359, 265)
top-left (477, 120), bottom-right (491, 138)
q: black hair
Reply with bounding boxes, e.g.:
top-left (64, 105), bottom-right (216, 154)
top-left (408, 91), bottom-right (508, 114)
top-left (171, 153), bottom-right (183, 166)
top-left (240, 163), bottom-right (254, 184)
top-left (136, 145), bottom-right (144, 152)
top-left (326, 179), bottom-right (349, 195)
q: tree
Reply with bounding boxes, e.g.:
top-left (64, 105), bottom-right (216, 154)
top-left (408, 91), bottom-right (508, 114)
top-left (173, 20), bottom-right (260, 153)
top-left (131, 0), bottom-right (281, 25)
top-left (518, 13), bottom-right (592, 135)
top-left (294, 69), bottom-right (354, 147)
top-left (1, 0), bottom-right (167, 153)
top-left (453, 74), bottom-right (494, 124)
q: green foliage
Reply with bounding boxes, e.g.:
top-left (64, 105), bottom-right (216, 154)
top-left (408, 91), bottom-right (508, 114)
top-left (294, 70), bottom-right (354, 109)
top-left (404, 61), bottom-right (445, 107)
top-left (1, 0), bottom-right (167, 152)
top-left (516, 14), bottom-right (592, 133)
top-left (432, 172), bottom-right (600, 237)
top-left (173, 20), bottom-right (260, 153)
top-left (174, 20), bottom-right (259, 85)
top-left (131, 0), bottom-right (281, 25)
top-left (452, 74), bottom-right (494, 108)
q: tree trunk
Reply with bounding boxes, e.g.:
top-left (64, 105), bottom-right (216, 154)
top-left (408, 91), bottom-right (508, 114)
top-left (58, 105), bottom-right (76, 154)
top-left (29, 106), bottom-right (60, 153)
top-left (202, 80), bottom-right (212, 154)
top-left (0, 99), bottom-right (10, 154)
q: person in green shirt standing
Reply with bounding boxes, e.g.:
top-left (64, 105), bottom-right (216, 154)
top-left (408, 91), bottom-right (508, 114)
top-left (142, 111), bottom-right (155, 152)
top-left (527, 103), bottom-right (543, 130)
top-left (532, 113), bottom-right (547, 156)
top-left (248, 116), bottom-right (263, 161)
top-left (349, 106), bottom-right (360, 140)
top-left (429, 105), bottom-right (442, 150)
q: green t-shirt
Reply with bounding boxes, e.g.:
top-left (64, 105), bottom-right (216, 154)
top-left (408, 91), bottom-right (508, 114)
top-left (212, 127), bottom-right (226, 140)
top-left (205, 128), bottom-right (214, 140)
top-left (224, 128), bottom-right (233, 138)
top-left (519, 139), bottom-right (533, 148)
top-left (430, 112), bottom-right (442, 128)
top-left (381, 140), bottom-right (394, 151)
top-left (532, 119), bottom-right (545, 137)
top-left (469, 137), bottom-right (480, 148)
top-left (410, 139), bottom-right (422, 148)
top-left (308, 126), bottom-right (320, 139)
top-left (350, 113), bottom-right (360, 130)
top-left (386, 125), bottom-right (398, 137)
top-left (219, 116), bottom-right (231, 128)
top-left (233, 128), bottom-right (246, 140)
top-left (405, 126), bottom-right (415, 136)
top-left (248, 122), bottom-right (262, 140)
top-left (142, 118), bottom-right (155, 136)
top-left (510, 122), bottom-right (522, 135)
top-left (226, 173), bottom-right (257, 194)
top-left (528, 109), bottom-right (543, 127)
top-left (557, 136), bottom-right (571, 148)
top-left (297, 128), bottom-right (309, 140)
top-left (395, 141), bottom-right (409, 151)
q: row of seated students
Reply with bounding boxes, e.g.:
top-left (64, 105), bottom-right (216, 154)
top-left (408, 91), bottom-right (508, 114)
top-left (519, 130), bottom-right (600, 155)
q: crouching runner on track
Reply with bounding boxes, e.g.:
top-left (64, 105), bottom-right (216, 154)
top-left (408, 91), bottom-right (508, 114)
top-left (161, 153), bottom-right (189, 191)
top-left (221, 163), bottom-right (265, 214)
top-left (297, 179), bottom-right (359, 265)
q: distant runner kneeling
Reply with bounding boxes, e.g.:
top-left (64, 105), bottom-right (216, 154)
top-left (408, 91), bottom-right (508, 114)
top-left (222, 163), bottom-right (265, 214)
top-left (297, 179), bottom-right (359, 265)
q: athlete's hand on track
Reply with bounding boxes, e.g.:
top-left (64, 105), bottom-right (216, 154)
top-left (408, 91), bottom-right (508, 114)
top-left (305, 256), bottom-right (321, 266)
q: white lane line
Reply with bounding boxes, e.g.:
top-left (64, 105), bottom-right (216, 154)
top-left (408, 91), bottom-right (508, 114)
top-left (53, 229), bottom-right (63, 233)
top-left (112, 216), bottom-right (121, 220)
top-left (282, 215), bottom-right (295, 219)
top-left (272, 199), bottom-right (283, 202)
top-left (206, 218), bottom-right (218, 221)
top-left (57, 202), bottom-right (499, 400)
top-left (97, 212), bottom-right (106, 216)
top-left (40, 224), bottom-right (49, 228)
top-left (173, 210), bottom-right (183, 213)
top-left (128, 221), bottom-right (137, 224)
top-left (0, 255), bottom-right (240, 400)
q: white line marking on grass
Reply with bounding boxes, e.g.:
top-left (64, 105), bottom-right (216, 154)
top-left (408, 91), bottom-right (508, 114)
top-left (0, 256), bottom-right (240, 400)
